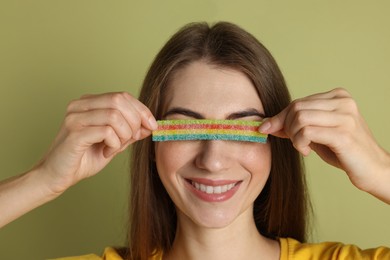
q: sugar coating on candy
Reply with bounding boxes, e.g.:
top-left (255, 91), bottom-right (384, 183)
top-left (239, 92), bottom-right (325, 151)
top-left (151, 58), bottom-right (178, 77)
top-left (152, 119), bottom-right (267, 143)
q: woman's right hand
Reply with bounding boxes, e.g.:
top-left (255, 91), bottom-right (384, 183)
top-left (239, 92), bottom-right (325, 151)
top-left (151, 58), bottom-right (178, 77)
top-left (36, 92), bottom-right (158, 195)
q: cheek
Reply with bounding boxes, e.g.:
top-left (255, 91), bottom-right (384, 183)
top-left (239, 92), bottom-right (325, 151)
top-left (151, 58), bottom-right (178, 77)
top-left (155, 142), bottom-right (197, 184)
top-left (243, 143), bottom-right (272, 189)
top-left (156, 142), bottom-right (271, 177)
top-left (241, 141), bottom-right (271, 166)
top-left (155, 142), bottom-right (174, 176)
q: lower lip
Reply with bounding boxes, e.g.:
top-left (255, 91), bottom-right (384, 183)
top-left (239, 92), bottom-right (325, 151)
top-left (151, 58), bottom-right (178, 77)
top-left (184, 180), bottom-right (241, 202)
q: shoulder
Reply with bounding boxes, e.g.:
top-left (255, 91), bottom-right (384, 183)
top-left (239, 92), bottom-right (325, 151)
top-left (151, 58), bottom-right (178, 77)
top-left (279, 237), bottom-right (390, 260)
top-left (50, 247), bottom-right (164, 260)
top-left (50, 247), bottom-right (123, 260)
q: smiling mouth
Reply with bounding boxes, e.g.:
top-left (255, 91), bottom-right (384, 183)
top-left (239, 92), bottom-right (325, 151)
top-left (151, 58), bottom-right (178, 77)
top-left (189, 180), bottom-right (240, 194)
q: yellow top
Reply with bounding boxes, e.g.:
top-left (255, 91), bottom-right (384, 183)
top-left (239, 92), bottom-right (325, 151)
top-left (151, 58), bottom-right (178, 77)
top-left (53, 238), bottom-right (390, 259)
top-left (279, 238), bottom-right (389, 259)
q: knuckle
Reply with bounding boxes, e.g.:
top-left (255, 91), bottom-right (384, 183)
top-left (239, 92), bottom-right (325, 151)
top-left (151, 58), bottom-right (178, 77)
top-left (333, 87), bottom-right (351, 97)
top-left (290, 100), bottom-right (305, 113)
top-left (343, 98), bottom-right (359, 114)
top-left (139, 108), bottom-right (151, 120)
top-left (295, 110), bottom-right (308, 125)
top-left (109, 92), bottom-right (126, 107)
top-left (66, 100), bottom-right (77, 113)
top-left (64, 113), bottom-right (77, 130)
top-left (103, 126), bottom-right (115, 137)
top-left (129, 113), bottom-right (142, 127)
top-left (111, 139), bottom-right (121, 149)
top-left (106, 109), bottom-right (121, 124)
top-left (121, 91), bottom-right (134, 100)
top-left (80, 93), bottom-right (93, 99)
top-left (300, 126), bottom-right (313, 138)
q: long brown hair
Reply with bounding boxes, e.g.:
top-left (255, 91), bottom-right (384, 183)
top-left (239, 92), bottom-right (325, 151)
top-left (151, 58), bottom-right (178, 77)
top-left (127, 21), bottom-right (310, 260)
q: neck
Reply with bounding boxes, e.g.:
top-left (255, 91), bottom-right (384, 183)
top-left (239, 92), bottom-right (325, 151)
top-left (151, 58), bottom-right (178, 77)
top-left (164, 207), bottom-right (279, 260)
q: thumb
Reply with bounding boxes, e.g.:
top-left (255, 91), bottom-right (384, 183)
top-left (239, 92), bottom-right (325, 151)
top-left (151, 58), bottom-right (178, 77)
top-left (258, 110), bottom-right (289, 138)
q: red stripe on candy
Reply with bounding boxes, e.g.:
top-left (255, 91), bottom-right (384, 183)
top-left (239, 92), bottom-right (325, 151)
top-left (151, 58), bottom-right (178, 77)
top-left (158, 124), bottom-right (258, 131)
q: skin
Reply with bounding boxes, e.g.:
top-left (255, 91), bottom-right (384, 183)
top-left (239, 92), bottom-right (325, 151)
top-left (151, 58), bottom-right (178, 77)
top-left (0, 61), bottom-right (389, 257)
top-left (259, 89), bottom-right (390, 203)
top-left (155, 61), bottom-right (278, 259)
top-left (0, 92), bottom-right (157, 227)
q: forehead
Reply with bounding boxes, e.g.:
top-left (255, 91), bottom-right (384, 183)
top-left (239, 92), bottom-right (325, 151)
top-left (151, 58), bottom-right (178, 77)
top-left (165, 61), bottom-right (264, 115)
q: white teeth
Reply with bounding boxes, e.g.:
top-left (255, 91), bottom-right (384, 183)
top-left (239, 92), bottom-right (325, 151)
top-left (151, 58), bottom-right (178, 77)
top-left (191, 181), bottom-right (237, 194)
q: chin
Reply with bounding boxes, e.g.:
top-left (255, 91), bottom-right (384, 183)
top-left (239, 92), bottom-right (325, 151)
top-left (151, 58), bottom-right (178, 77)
top-left (184, 206), bottom-right (245, 229)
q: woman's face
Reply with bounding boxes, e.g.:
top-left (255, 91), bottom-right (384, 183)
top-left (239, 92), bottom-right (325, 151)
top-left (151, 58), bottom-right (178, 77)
top-left (155, 61), bottom-right (271, 228)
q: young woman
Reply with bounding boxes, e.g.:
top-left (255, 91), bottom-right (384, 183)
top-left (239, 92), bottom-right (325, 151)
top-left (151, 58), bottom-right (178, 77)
top-left (0, 22), bottom-right (389, 259)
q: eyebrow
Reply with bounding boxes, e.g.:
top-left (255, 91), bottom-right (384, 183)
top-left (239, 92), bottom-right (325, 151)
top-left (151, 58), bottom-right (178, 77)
top-left (163, 107), bottom-right (265, 120)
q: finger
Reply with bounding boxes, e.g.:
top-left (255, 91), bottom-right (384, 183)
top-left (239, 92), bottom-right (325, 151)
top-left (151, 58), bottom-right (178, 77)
top-left (67, 92), bottom-right (133, 111)
top-left (68, 126), bottom-right (122, 158)
top-left (67, 92), bottom-right (157, 131)
top-left (289, 96), bottom-right (359, 116)
top-left (291, 125), bottom-right (343, 157)
top-left (301, 88), bottom-right (352, 100)
top-left (105, 126), bottom-right (153, 156)
top-left (289, 126), bottom-right (322, 156)
top-left (284, 110), bottom-right (347, 139)
top-left (139, 127), bottom-right (153, 140)
top-left (258, 88), bottom-right (353, 136)
top-left (127, 94), bottom-right (158, 131)
top-left (258, 109), bottom-right (288, 137)
top-left (68, 92), bottom-right (151, 141)
top-left (66, 109), bottom-right (133, 142)
top-left (286, 98), bottom-right (349, 113)
top-left (117, 95), bottom-right (154, 139)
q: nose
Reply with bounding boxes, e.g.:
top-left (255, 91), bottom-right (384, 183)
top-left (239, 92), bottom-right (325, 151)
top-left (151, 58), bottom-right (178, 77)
top-left (194, 140), bottom-right (232, 173)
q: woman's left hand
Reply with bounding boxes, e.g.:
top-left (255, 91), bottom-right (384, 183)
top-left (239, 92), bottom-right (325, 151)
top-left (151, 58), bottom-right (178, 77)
top-left (259, 88), bottom-right (390, 203)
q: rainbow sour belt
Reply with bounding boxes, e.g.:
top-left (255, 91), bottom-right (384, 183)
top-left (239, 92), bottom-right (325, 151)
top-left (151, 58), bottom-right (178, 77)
top-left (152, 119), bottom-right (268, 143)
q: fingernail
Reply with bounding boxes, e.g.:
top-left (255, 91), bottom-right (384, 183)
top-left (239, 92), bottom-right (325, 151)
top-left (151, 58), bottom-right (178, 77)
top-left (259, 119), bottom-right (271, 133)
top-left (148, 117), bottom-right (158, 130)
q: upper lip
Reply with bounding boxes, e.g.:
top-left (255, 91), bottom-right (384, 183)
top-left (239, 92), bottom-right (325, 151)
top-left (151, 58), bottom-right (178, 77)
top-left (186, 177), bottom-right (241, 186)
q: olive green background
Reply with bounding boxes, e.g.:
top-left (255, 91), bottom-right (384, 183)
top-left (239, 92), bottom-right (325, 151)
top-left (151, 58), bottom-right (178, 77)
top-left (1, 1), bottom-right (389, 259)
